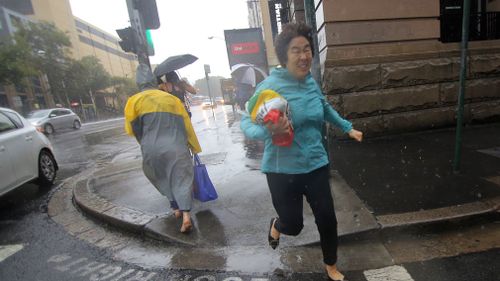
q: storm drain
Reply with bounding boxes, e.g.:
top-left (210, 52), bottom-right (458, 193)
top-left (198, 152), bottom-right (227, 165)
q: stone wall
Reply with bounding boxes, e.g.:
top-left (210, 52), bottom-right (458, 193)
top-left (324, 53), bottom-right (500, 137)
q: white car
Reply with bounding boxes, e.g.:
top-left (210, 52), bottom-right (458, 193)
top-left (201, 99), bottom-right (217, 109)
top-left (26, 108), bottom-right (81, 134)
top-left (0, 107), bottom-right (58, 196)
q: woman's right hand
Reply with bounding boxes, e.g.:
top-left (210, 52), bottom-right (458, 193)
top-left (265, 116), bottom-right (290, 135)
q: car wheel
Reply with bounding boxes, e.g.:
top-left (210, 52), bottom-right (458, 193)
top-left (73, 120), bottom-right (81, 129)
top-left (44, 124), bottom-right (54, 134)
top-left (37, 150), bottom-right (57, 187)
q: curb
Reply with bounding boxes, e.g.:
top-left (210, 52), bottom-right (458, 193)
top-left (73, 169), bottom-right (500, 247)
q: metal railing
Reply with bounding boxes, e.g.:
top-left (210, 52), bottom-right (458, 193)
top-left (440, 12), bottom-right (500, 42)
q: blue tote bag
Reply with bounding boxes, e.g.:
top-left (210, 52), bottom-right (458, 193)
top-left (193, 154), bottom-right (218, 202)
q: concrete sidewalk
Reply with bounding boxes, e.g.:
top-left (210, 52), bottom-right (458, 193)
top-left (73, 106), bottom-right (500, 247)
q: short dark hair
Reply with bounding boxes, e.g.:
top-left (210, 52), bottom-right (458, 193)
top-left (274, 23), bottom-right (314, 67)
top-left (165, 71), bottom-right (180, 83)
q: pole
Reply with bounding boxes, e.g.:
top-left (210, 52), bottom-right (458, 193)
top-left (126, 0), bottom-right (152, 70)
top-left (205, 73), bottom-right (215, 119)
top-left (304, 0), bottom-right (321, 87)
top-left (453, 0), bottom-right (471, 173)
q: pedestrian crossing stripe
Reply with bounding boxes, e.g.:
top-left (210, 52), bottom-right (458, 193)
top-left (364, 265), bottom-right (414, 281)
top-left (0, 244), bottom-right (24, 263)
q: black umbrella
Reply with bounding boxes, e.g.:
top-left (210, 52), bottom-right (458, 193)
top-left (153, 54), bottom-right (198, 77)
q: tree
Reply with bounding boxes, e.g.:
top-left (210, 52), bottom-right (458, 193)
top-left (15, 21), bottom-right (72, 105)
top-left (108, 76), bottom-right (139, 110)
top-left (65, 56), bottom-right (111, 103)
top-left (110, 76), bottom-right (139, 96)
top-left (194, 75), bottom-right (225, 97)
top-left (0, 37), bottom-right (36, 86)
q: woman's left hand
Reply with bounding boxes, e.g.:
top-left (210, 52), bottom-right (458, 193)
top-left (265, 116), bottom-right (290, 135)
top-left (348, 129), bottom-right (363, 142)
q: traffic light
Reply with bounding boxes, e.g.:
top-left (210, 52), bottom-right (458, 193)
top-left (116, 27), bottom-right (138, 54)
top-left (145, 29), bottom-right (155, 56)
top-left (134, 0), bottom-right (160, 30)
top-left (117, 0), bottom-right (160, 59)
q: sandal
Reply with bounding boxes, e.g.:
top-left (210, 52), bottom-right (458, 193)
top-left (268, 217), bottom-right (280, 249)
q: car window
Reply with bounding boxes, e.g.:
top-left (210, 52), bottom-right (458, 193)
top-left (59, 109), bottom-right (71, 116)
top-left (3, 111), bottom-right (24, 128)
top-left (27, 109), bottom-right (51, 118)
top-left (0, 112), bottom-right (18, 133)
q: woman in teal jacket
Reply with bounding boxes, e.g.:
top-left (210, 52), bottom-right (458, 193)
top-left (240, 23), bottom-right (363, 281)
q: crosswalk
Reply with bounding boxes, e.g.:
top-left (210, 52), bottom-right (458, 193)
top-left (0, 244), bottom-right (24, 263)
top-left (364, 265), bottom-right (415, 281)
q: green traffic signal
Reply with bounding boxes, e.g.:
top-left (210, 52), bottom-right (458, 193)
top-left (145, 29), bottom-right (155, 56)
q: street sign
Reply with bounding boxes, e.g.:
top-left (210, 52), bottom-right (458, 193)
top-left (204, 64), bottom-right (211, 74)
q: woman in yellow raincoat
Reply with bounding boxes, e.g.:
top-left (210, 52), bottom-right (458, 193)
top-left (124, 64), bottom-right (201, 233)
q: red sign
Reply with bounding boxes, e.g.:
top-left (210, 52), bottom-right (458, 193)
top-left (231, 42), bottom-right (260, 55)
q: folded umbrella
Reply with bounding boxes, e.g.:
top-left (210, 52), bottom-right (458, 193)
top-left (153, 54), bottom-right (198, 77)
top-left (230, 63), bottom-right (268, 87)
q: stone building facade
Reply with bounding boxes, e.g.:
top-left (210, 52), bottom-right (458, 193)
top-left (295, 0), bottom-right (500, 136)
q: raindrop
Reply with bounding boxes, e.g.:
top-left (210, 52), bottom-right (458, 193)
top-left (435, 174), bottom-right (441, 178)
top-left (385, 184), bottom-right (391, 188)
top-left (477, 193), bottom-right (482, 198)
top-left (362, 182), bottom-right (366, 186)
top-left (401, 159), bottom-right (406, 164)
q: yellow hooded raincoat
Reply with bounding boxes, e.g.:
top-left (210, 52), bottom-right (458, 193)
top-left (124, 88), bottom-right (201, 211)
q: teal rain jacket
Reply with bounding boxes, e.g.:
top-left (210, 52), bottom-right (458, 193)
top-left (240, 67), bottom-right (352, 174)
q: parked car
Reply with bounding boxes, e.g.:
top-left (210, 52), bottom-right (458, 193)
top-left (0, 107), bottom-right (58, 196)
top-left (26, 108), bottom-right (81, 134)
top-left (201, 99), bottom-right (217, 109)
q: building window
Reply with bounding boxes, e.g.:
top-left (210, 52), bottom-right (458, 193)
top-left (440, 0), bottom-right (500, 42)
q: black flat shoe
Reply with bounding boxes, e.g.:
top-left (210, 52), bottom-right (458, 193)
top-left (268, 217), bottom-right (279, 249)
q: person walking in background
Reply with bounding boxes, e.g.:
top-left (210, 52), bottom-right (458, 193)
top-left (125, 64), bottom-right (201, 233)
top-left (159, 71), bottom-right (197, 117)
top-left (235, 81), bottom-right (254, 110)
top-left (240, 23), bottom-right (363, 281)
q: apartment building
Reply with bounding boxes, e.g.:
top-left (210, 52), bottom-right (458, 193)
top-left (0, 0), bottom-right (137, 114)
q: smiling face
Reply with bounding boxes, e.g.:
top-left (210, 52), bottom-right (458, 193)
top-left (285, 36), bottom-right (313, 80)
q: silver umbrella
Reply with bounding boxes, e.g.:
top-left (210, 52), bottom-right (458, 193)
top-left (230, 63), bottom-right (268, 87)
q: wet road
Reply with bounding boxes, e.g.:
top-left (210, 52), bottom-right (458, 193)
top-left (0, 106), bottom-right (499, 280)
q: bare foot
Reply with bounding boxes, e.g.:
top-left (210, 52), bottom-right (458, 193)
top-left (180, 212), bottom-right (192, 233)
top-left (271, 218), bottom-right (280, 240)
top-left (326, 264), bottom-right (344, 281)
top-left (173, 209), bottom-right (182, 219)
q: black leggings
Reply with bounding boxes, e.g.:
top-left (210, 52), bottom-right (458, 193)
top-left (266, 165), bottom-right (338, 265)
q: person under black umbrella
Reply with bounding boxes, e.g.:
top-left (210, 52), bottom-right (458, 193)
top-left (158, 71), bottom-right (197, 117)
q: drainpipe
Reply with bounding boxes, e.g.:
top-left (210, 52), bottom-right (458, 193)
top-left (453, 0), bottom-right (471, 173)
top-left (303, 0), bottom-right (321, 88)
top-left (304, 0), bottom-right (331, 160)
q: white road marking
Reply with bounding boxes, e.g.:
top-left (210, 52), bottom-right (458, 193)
top-left (0, 244), bottom-right (24, 262)
top-left (364, 265), bottom-right (415, 281)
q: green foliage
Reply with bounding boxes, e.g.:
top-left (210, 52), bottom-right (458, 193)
top-left (0, 36), bottom-right (37, 85)
top-left (65, 56), bottom-right (111, 103)
top-left (14, 21), bottom-right (73, 104)
top-left (110, 76), bottom-right (139, 97)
